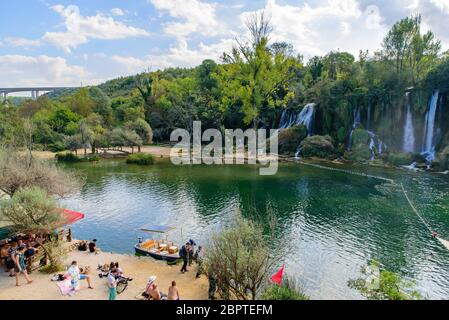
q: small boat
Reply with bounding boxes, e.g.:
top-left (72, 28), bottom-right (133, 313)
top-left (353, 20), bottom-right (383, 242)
top-left (134, 225), bottom-right (181, 263)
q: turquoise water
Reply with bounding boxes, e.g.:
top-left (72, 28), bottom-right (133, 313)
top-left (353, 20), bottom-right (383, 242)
top-left (60, 160), bottom-right (449, 299)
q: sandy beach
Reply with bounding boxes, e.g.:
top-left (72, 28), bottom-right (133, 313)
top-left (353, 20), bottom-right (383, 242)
top-left (0, 247), bottom-right (208, 300)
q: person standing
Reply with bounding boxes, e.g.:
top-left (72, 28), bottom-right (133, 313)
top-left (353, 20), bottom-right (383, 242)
top-left (195, 246), bottom-right (205, 278)
top-left (14, 245), bottom-right (33, 286)
top-left (180, 243), bottom-right (189, 273)
top-left (24, 243), bottom-right (36, 274)
top-left (107, 268), bottom-right (118, 300)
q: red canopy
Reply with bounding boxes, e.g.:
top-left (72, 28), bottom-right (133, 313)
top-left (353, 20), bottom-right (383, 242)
top-left (62, 209), bottom-right (85, 225)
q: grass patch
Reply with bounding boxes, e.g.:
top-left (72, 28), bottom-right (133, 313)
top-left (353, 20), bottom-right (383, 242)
top-left (261, 277), bottom-right (309, 300)
top-left (39, 264), bottom-right (66, 274)
top-left (126, 153), bottom-right (155, 165)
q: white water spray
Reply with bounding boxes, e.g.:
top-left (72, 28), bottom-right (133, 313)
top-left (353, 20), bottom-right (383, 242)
top-left (403, 92), bottom-right (415, 153)
top-left (422, 90), bottom-right (440, 162)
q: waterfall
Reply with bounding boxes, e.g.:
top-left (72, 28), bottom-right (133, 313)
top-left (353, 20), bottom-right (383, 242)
top-left (403, 92), bottom-right (415, 153)
top-left (421, 90), bottom-right (440, 162)
top-left (278, 103), bottom-right (316, 134)
top-left (347, 107), bottom-right (362, 149)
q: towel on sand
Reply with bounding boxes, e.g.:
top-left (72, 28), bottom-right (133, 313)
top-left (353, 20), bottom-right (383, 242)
top-left (57, 280), bottom-right (75, 296)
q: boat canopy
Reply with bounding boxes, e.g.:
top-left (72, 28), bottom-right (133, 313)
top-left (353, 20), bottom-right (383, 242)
top-left (138, 225), bottom-right (175, 233)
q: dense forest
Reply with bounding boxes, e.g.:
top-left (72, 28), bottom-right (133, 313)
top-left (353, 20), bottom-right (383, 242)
top-left (1, 14), bottom-right (449, 169)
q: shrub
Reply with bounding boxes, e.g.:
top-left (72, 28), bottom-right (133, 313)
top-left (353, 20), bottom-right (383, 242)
top-left (48, 141), bottom-right (67, 152)
top-left (387, 152), bottom-right (414, 166)
top-left (126, 153), bottom-right (155, 165)
top-left (55, 152), bottom-right (78, 162)
top-left (261, 277), bottom-right (309, 300)
top-left (56, 152), bottom-right (100, 163)
top-left (348, 260), bottom-right (422, 300)
top-left (204, 217), bottom-right (274, 300)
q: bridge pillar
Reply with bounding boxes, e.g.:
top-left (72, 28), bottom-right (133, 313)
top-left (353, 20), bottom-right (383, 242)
top-left (31, 90), bottom-right (36, 100)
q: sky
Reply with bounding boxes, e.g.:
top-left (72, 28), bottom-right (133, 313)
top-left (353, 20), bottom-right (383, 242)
top-left (1, 0), bottom-right (449, 89)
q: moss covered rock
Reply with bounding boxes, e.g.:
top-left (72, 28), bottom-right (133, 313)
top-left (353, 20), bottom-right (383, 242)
top-left (387, 152), bottom-right (415, 166)
top-left (299, 135), bottom-right (336, 159)
top-left (278, 125), bottom-right (308, 156)
top-left (436, 145), bottom-right (449, 171)
top-left (345, 144), bottom-right (372, 162)
top-left (352, 128), bottom-right (370, 145)
top-left (344, 129), bottom-right (372, 161)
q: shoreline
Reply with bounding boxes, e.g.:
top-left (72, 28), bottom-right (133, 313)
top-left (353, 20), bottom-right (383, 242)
top-left (0, 243), bottom-right (208, 301)
top-left (31, 145), bottom-right (449, 176)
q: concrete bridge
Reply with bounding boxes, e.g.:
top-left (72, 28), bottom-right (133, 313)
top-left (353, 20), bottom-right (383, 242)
top-left (0, 87), bottom-right (75, 101)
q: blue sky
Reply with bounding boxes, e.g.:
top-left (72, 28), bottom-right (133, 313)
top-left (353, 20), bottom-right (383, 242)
top-left (1, 0), bottom-right (448, 89)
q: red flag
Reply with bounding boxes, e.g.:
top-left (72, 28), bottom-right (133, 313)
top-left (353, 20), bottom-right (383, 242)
top-left (271, 264), bottom-right (285, 285)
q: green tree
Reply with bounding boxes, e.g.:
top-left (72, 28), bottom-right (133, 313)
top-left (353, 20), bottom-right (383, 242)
top-left (0, 187), bottom-right (67, 272)
top-left (89, 87), bottom-right (113, 125)
top-left (348, 260), bottom-right (422, 300)
top-left (204, 216), bottom-right (274, 300)
top-left (125, 118), bottom-right (153, 152)
top-left (66, 88), bottom-right (94, 117)
top-left (219, 12), bottom-right (297, 128)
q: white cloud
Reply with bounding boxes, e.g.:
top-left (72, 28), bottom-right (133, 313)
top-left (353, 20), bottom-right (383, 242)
top-left (430, 0), bottom-right (449, 13)
top-left (112, 38), bottom-right (234, 74)
top-left (42, 5), bottom-right (150, 53)
top-left (0, 55), bottom-right (91, 87)
top-left (4, 37), bottom-right (41, 47)
top-left (238, 0), bottom-right (388, 58)
top-left (111, 8), bottom-right (125, 16)
top-left (149, 0), bottom-right (227, 38)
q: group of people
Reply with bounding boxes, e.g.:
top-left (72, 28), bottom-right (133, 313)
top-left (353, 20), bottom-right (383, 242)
top-left (77, 239), bottom-right (98, 254)
top-left (179, 240), bottom-right (204, 278)
top-left (1, 236), bottom-right (40, 286)
top-left (143, 276), bottom-right (180, 301)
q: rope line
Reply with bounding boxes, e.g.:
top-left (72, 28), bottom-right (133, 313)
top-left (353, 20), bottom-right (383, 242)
top-left (299, 161), bottom-right (396, 184)
top-left (298, 161), bottom-right (449, 250)
top-left (400, 183), bottom-right (433, 233)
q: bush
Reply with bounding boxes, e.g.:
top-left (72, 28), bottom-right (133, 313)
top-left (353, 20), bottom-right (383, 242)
top-left (261, 277), bottom-right (309, 300)
top-left (55, 152), bottom-right (78, 162)
top-left (126, 153), bottom-right (155, 165)
top-left (56, 152), bottom-right (100, 163)
top-left (345, 144), bottom-right (372, 162)
top-left (387, 152), bottom-right (414, 166)
top-left (48, 141), bottom-right (67, 152)
top-left (204, 217), bottom-right (274, 300)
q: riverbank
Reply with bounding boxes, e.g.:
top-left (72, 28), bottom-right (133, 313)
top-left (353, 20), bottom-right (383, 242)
top-left (0, 246), bottom-right (208, 300)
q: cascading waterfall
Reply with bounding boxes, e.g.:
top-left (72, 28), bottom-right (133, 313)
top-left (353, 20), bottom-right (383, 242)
top-left (403, 92), bottom-right (415, 153)
top-left (347, 107), bottom-right (387, 160)
top-left (276, 103), bottom-right (316, 158)
top-left (278, 103), bottom-right (316, 133)
top-left (347, 108), bottom-right (361, 149)
top-left (421, 90), bottom-right (440, 163)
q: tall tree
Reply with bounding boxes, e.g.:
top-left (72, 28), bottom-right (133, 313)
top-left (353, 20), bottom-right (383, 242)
top-left (219, 12), bottom-right (298, 128)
